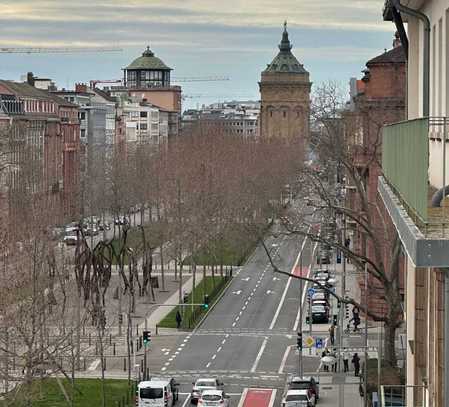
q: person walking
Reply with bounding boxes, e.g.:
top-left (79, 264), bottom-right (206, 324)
top-left (329, 324), bottom-right (335, 345)
top-left (331, 348), bottom-right (338, 372)
top-left (175, 310), bottom-right (182, 329)
top-left (322, 348), bottom-right (329, 372)
top-left (352, 353), bottom-right (360, 376)
top-left (342, 348), bottom-right (349, 372)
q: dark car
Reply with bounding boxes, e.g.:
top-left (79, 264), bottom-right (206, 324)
top-left (317, 250), bottom-right (331, 264)
top-left (288, 376), bottom-right (320, 401)
top-left (311, 305), bottom-right (329, 323)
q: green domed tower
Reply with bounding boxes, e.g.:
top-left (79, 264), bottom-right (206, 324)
top-left (124, 46), bottom-right (172, 88)
top-left (259, 22), bottom-right (311, 143)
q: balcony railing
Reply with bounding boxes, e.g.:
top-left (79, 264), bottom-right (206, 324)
top-left (380, 385), bottom-right (427, 407)
top-left (382, 117), bottom-right (449, 237)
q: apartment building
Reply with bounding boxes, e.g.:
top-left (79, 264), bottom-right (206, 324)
top-left (182, 101), bottom-right (259, 138)
top-left (381, 1), bottom-right (449, 406)
top-left (0, 80), bottom-right (80, 230)
top-left (345, 37), bottom-right (406, 317)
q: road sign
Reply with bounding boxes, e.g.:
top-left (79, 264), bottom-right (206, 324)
top-left (305, 336), bottom-right (315, 348)
top-left (307, 288), bottom-right (315, 297)
top-left (315, 337), bottom-right (324, 349)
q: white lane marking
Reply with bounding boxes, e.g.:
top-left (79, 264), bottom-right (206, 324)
top-left (183, 339), bottom-right (188, 342)
top-left (251, 337), bottom-right (268, 373)
top-left (88, 359), bottom-right (100, 371)
top-left (222, 339), bottom-right (226, 344)
top-left (235, 316), bottom-right (240, 321)
top-left (181, 394), bottom-right (191, 407)
top-left (225, 334), bottom-right (230, 338)
top-left (242, 306), bottom-right (246, 310)
top-left (212, 354), bottom-right (216, 360)
top-left (217, 346), bottom-right (222, 352)
top-left (278, 345), bottom-right (292, 374)
top-left (232, 322), bottom-right (236, 327)
top-left (239, 311), bottom-right (243, 315)
top-left (269, 229), bottom-right (310, 330)
top-left (237, 388), bottom-right (249, 407)
top-left (268, 389), bottom-right (277, 407)
top-left (293, 240), bottom-right (319, 331)
top-left (161, 367), bottom-right (167, 371)
top-left (206, 362), bottom-right (211, 368)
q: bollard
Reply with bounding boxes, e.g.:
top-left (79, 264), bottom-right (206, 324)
top-left (146, 367), bottom-right (149, 379)
top-left (131, 341), bottom-right (134, 354)
top-left (83, 358), bottom-right (86, 371)
top-left (136, 324), bottom-right (139, 336)
top-left (156, 325), bottom-right (158, 335)
top-left (139, 337), bottom-right (142, 349)
top-left (95, 343), bottom-right (98, 355)
top-left (109, 334), bottom-right (112, 346)
top-left (88, 333), bottom-right (91, 346)
top-left (82, 325), bottom-right (85, 336)
top-left (103, 357), bottom-right (106, 371)
top-left (113, 343), bottom-right (116, 356)
top-left (123, 358), bottom-right (127, 372)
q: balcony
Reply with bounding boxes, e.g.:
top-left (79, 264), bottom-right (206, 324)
top-left (379, 117), bottom-right (449, 267)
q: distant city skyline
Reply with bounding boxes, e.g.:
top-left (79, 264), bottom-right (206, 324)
top-left (0, 0), bottom-right (395, 110)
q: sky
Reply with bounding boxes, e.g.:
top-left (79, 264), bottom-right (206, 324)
top-left (0, 0), bottom-right (396, 110)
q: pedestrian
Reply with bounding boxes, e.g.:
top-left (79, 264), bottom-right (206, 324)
top-left (344, 237), bottom-right (351, 263)
top-left (329, 324), bottom-right (335, 345)
top-left (342, 348), bottom-right (349, 372)
top-left (352, 353), bottom-right (360, 376)
top-left (354, 315), bottom-right (361, 332)
top-left (175, 310), bottom-right (182, 329)
top-left (322, 348), bottom-right (329, 372)
top-left (332, 348), bottom-right (337, 372)
top-left (352, 305), bottom-right (359, 320)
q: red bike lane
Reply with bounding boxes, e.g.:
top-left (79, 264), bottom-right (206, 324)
top-left (237, 388), bottom-right (277, 407)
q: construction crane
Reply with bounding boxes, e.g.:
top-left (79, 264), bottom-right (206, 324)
top-left (88, 76), bottom-right (230, 88)
top-left (172, 76), bottom-right (230, 82)
top-left (0, 47), bottom-right (123, 54)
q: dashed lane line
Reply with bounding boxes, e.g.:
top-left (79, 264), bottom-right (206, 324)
top-left (251, 337), bottom-right (268, 373)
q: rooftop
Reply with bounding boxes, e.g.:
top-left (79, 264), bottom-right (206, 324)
top-left (126, 46), bottom-right (172, 71)
top-left (264, 22), bottom-right (308, 74)
top-left (366, 45), bottom-right (405, 66)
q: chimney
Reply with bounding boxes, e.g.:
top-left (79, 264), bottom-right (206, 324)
top-left (27, 72), bottom-right (35, 87)
top-left (75, 83), bottom-right (88, 93)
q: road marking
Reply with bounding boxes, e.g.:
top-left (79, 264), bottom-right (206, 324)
top-left (161, 367), bottom-right (166, 371)
top-left (269, 230), bottom-right (310, 330)
top-left (206, 362), bottom-right (211, 368)
top-left (235, 316), bottom-right (240, 321)
top-left (222, 339), bottom-right (226, 344)
top-left (293, 240), bottom-right (318, 332)
top-left (237, 388), bottom-right (248, 407)
top-left (278, 345), bottom-right (292, 374)
top-left (180, 394), bottom-right (191, 407)
top-left (242, 306), bottom-right (246, 310)
top-left (212, 354), bottom-right (216, 360)
top-left (88, 359), bottom-right (100, 371)
top-left (217, 346), bottom-right (222, 353)
top-left (232, 322), bottom-right (236, 327)
top-left (251, 337), bottom-right (268, 373)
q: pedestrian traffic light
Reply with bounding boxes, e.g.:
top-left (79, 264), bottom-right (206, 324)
top-left (305, 316), bottom-right (310, 325)
top-left (202, 303), bottom-right (209, 310)
top-left (297, 332), bottom-right (303, 350)
top-left (143, 331), bottom-right (151, 345)
top-left (333, 315), bottom-right (338, 325)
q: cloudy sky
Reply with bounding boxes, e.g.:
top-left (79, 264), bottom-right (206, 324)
top-left (0, 0), bottom-right (395, 109)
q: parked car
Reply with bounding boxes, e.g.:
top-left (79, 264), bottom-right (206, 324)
top-left (191, 378), bottom-right (224, 404)
top-left (316, 250), bottom-right (331, 264)
top-left (198, 390), bottom-right (230, 407)
top-left (115, 216), bottom-right (129, 226)
top-left (288, 376), bottom-right (320, 401)
top-left (311, 305), bottom-right (329, 323)
top-left (281, 389), bottom-right (316, 407)
top-left (312, 292), bottom-right (328, 302)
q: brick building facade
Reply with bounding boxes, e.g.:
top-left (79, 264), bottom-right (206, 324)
top-left (259, 23), bottom-right (311, 153)
top-left (346, 39), bottom-right (406, 316)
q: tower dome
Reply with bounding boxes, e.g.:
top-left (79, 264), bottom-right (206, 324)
top-left (124, 46), bottom-right (172, 88)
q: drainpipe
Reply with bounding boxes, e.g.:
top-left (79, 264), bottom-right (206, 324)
top-left (390, 0), bottom-right (430, 117)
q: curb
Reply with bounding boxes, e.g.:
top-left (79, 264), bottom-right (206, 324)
top-left (194, 275), bottom-right (234, 332)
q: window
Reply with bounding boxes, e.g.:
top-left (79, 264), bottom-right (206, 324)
top-left (283, 111), bottom-right (287, 118)
top-left (80, 112), bottom-right (86, 120)
top-left (140, 123), bottom-right (148, 130)
top-left (140, 111), bottom-right (148, 118)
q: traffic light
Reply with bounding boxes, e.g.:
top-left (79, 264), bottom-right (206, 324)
top-left (202, 303), bottom-right (209, 310)
top-left (143, 330), bottom-right (151, 345)
top-left (118, 314), bottom-right (123, 324)
top-left (305, 316), bottom-right (310, 325)
top-left (297, 332), bottom-right (303, 350)
top-left (203, 295), bottom-right (210, 309)
top-left (333, 315), bottom-right (338, 325)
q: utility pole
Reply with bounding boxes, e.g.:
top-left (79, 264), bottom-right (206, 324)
top-left (299, 254), bottom-right (304, 377)
top-left (339, 212), bottom-right (347, 373)
top-left (364, 262), bottom-right (368, 407)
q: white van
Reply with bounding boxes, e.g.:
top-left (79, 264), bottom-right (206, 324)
top-left (137, 379), bottom-right (179, 407)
